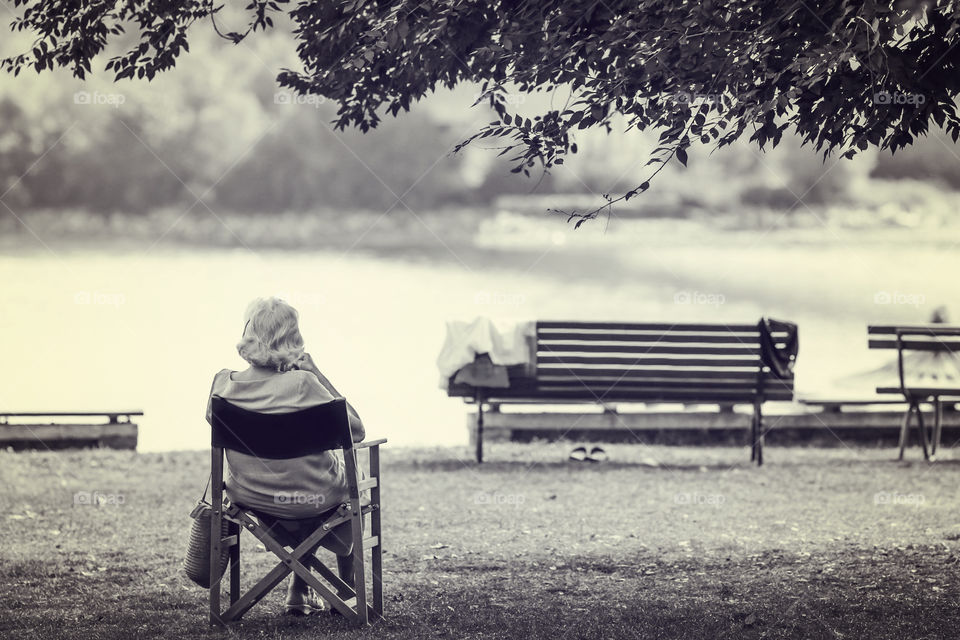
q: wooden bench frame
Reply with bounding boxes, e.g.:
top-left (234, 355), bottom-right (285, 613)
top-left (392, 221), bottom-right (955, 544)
top-left (868, 324), bottom-right (960, 460)
top-left (449, 320), bottom-right (796, 465)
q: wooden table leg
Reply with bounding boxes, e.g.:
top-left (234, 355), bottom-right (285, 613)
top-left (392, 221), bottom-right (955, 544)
top-left (898, 404), bottom-right (913, 461)
top-left (933, 397), bottom-right (943, 458)
top-left (916, 401), bottom-right (930, 461)
top-left (755, 400), bottom-right (764, 467)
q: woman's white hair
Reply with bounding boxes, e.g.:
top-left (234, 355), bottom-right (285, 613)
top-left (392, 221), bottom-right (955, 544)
top-left (236, 297), bottom-right (305, 371)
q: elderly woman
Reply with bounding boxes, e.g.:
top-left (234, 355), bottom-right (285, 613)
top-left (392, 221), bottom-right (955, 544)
top-left (205, 297), bottom-right (365, 615)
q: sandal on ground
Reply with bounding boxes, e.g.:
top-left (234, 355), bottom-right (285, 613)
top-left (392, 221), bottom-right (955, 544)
top-left (285, 590), bottom-right (328, 616)
top-left (586, 446), bottom-right (608, 463)
top-left (568, 446), bottom-right (588, 462)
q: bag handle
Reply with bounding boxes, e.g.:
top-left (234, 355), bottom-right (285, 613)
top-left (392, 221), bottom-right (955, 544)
top-left (189, 474), bottom-right (213, 519)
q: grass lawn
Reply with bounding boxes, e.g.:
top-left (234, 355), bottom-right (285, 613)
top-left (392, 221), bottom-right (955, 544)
top-left (2, 442), bottom-right (960, 639)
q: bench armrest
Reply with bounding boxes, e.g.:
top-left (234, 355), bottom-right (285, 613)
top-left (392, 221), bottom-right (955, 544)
top-left (355, 438), bottom-right (387, 449)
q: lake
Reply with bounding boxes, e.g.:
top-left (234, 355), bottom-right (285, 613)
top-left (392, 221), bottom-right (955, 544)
top-left (1, 215), bottom-right (956, 451)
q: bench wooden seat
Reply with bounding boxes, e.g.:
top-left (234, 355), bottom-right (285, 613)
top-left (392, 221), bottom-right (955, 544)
top-left (448, 320), bottom-right (797, 465)
top-left (868, 324), bottom-right (960, 460)
top-left (0, 411), bottom-right (142, 450)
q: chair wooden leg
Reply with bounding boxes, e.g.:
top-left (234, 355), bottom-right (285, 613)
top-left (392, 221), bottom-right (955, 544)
top-left (749, 411), bottom-right (757, 462)
top-left (222, 558), bottom-right (295, 622)
top-left (305, 555), bottom-right (354, 597)
top-left (222, 537), bottom-right (338, 622)
top-left (210, 449), bottom-right (224, 627)
top-left (370, 445), bottom-right (383, 617)
top-left (225, 508), bottom-right (364, 623)
top-left (209, 581), bottom-right (221, 627)
top-left (228, 521), bottom-right (241, 605)
top-left (351, 510), bottom-right (369, 626)
top-left (898, 404), bottom-right (913, 460)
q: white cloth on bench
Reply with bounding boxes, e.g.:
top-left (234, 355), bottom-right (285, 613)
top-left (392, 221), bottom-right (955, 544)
top-left (437, 317), bottom-right (535, 388)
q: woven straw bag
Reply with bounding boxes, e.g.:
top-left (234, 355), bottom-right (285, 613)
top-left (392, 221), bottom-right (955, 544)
top-left (183, 483), bottom-right (231, 589)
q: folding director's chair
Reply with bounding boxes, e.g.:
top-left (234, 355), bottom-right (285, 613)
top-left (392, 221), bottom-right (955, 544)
top-left (208, 396), bottom-right (385, 626)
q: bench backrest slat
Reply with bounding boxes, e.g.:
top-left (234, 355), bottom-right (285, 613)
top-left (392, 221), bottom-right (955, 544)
top-left (537, 355), bottom-right (761, 367)
top-left (530, 321), bottom-right (794, 402)
top-left (867, 324), bottom-right (960, 353)
top-left (538, 321), bottom-right (761, 332)
top-left (868, 325), bottom-right (960, 337)
top-left (0, 411), bottom-right (144, 418)
top-left (536, 368), bottom-right (761, 381)
top-left (868, 339), bottom-right (960, 352)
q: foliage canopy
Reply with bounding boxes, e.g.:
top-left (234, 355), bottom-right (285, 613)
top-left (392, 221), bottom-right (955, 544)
top-left (6, 0), bottom-right (960, 219)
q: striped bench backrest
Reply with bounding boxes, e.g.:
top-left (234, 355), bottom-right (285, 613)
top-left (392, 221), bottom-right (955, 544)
top-left (533, 321), bottom-right (795, 403)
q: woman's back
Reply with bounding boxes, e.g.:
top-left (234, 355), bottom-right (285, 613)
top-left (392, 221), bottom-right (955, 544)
top-left (207, 368), bottom-right (348, 518)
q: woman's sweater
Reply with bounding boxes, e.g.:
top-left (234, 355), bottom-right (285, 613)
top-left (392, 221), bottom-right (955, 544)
top-left (205, 368), bottom-right (362, 518)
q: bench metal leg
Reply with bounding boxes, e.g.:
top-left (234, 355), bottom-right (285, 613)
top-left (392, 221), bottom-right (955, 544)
top-left (475, 399), bottom-right (484, 464)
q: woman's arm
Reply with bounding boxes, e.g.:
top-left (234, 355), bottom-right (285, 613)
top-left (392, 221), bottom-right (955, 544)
top-left (294, 353), bottom-right (365, 442)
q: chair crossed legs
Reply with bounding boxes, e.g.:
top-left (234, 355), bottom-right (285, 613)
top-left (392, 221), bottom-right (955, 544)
top-left (208, 396), bottom-right (385, 626)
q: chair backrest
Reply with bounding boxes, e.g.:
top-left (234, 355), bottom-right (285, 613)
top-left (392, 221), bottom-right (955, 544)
top-left (868, 325), bottom-right (960, 353)
top-left (210, 396), bottom-right (352, 459)
top-left (868, 324), bottom-right (960, 392)
top-left (533, 321), bottom-right (796, 402)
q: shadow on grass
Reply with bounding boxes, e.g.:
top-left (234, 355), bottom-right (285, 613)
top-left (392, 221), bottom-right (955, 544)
top-left (5, 548), bottom-right (960, 640)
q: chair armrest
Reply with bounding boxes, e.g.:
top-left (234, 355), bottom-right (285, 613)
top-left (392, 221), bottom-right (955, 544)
top-left (355, 438), bottom-right (387, 449)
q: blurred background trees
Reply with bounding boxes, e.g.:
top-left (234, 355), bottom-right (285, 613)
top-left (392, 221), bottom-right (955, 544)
top-left (1, 10), bottom-right (959, 222)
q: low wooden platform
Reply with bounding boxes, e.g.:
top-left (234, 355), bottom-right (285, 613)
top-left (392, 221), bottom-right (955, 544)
top-left (0, 412), bottom-right (141, 450)
top-left (466, 401), bottom-right (960, 448)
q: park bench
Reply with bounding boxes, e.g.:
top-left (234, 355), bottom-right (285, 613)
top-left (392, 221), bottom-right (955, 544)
top-left (868, 324), bottom-right (960, 460)
top-left (0, 411), bottom-right (141, 450)
top-left (447, 320), bottom-right (797, 465)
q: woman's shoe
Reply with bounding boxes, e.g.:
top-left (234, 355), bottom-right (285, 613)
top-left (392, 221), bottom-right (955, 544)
top-left (285, 589), bottom-right (328, 616)
top-left (586, 446), bottom-right (608, 463)
top-left (568, 446), bottom-right (588, 462)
